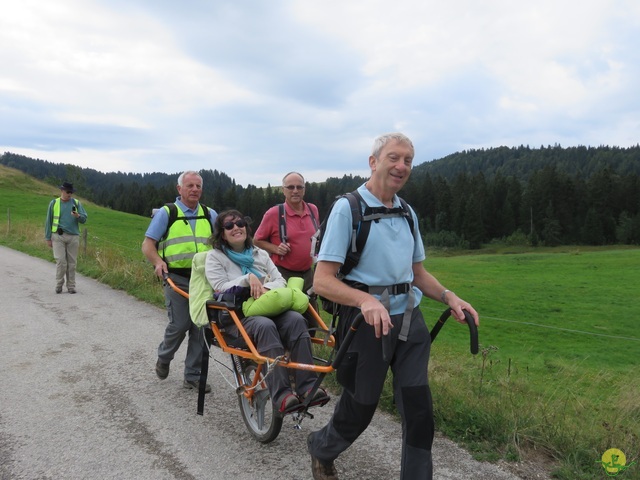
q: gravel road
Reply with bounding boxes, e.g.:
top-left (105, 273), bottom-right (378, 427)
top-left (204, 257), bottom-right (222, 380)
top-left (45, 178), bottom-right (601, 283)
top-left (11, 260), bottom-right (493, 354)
top-left (0, 245), bottom-right (544, 479)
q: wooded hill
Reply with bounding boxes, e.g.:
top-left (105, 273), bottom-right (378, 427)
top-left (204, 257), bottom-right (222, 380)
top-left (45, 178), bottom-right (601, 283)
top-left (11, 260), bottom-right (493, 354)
top-left (3, 144), bottom-right (639, 247)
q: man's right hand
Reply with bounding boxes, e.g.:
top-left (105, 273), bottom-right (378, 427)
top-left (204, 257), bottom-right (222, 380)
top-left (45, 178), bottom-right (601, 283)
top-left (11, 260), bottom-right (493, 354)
top-left (141, 237), bottom-right (167, 279)
top-left (153, 262), bottom-right (168, 279)
top-left (359, 296), bottom-right (394, 338)
top-left (275, 242), bottom-right (291, 256)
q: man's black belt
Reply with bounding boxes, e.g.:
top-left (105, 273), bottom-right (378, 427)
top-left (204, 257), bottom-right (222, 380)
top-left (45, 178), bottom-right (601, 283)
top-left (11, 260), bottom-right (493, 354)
top-left (346, 281), bottom-right (412, 295)
top-left (168, 268), bottom-right (191, 279)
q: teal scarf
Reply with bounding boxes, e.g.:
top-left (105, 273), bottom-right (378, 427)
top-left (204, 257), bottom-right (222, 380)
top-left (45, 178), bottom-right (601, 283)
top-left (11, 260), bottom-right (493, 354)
top-left (224, 246), bottom-right (262, 278)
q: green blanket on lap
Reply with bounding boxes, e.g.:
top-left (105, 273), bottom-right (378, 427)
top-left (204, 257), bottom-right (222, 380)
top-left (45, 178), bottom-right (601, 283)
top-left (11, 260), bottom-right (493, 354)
top-left (242, 276), bottom-right (308, 317)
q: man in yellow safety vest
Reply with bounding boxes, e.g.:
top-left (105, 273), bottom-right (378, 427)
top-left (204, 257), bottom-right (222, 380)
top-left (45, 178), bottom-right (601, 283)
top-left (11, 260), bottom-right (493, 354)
top-left (142, 171), bottom-right (218, 393)
top-left (44, 181), bottom-right (88, 294)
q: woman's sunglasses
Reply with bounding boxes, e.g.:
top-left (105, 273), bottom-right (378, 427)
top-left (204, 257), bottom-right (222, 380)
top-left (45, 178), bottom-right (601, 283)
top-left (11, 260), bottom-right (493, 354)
top-left (223, 219), bottom-right (247, 231)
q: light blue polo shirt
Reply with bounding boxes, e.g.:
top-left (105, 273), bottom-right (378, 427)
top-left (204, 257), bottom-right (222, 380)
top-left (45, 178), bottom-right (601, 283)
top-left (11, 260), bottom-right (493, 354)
top-left (317, 184), bottom-right (424, 315)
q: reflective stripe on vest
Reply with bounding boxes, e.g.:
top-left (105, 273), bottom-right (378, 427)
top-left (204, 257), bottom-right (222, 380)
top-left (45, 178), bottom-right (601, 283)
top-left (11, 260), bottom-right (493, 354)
top-left (159, 205), bottom-right (212, 269)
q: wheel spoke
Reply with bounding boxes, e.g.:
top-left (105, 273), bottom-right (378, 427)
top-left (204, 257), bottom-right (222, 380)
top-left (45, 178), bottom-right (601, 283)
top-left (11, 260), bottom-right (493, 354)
top-left (237, 361), bottom-right (282, 443)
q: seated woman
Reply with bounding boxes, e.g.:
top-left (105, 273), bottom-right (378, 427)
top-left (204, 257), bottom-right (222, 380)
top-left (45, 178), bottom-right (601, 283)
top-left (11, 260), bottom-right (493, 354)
top-left (205, 209), bottom-right (328, 413)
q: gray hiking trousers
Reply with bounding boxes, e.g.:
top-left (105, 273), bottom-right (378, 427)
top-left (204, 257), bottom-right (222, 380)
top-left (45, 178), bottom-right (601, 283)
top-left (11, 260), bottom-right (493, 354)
top-left (158, 273), bottom-right (205, 382)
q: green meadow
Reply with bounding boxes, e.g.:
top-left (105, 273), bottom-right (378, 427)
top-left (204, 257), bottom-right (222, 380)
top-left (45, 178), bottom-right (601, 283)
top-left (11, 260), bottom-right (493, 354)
top-left (1, 165), bottom-right (638, 479)
top-left (422, 249), bottom-right (639, 479)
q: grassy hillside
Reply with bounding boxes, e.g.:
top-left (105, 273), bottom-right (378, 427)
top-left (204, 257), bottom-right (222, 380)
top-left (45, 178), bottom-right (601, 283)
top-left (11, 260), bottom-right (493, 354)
top-left (1, 164), bottom-right (638, 479)
top-left (0, 164), bottom-right (162, 304)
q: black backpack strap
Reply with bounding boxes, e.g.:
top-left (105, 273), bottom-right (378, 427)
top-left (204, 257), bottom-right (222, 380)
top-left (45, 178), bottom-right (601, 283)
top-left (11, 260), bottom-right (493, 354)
top-left (398, 197), bottom-right (414, 235)
top-left (308, 204), bottom-right (319, 231)
top-left (160, 203), bottom-right (179, 242)
top-left (340, 191), bottom-right (416, 277)
top-left (200, 204), bottom-right (215, 233)
top-left (157, 204), bottom-right (176, 252)
top-left (281, 203), bottom-right (318, 241)
top-left (340, 191), bottom-right (366, 277)
top-left (278, 203), bottom-right (287, 244)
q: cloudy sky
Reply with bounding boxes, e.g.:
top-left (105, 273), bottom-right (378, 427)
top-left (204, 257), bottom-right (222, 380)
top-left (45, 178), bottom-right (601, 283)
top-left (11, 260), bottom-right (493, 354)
top-left (1, 1), bottom-right (638, 187)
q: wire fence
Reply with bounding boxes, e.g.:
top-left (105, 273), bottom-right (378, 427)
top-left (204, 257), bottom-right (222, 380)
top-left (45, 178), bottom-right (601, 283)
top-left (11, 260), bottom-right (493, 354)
top-left (423, 306), bottom-right (640, 343)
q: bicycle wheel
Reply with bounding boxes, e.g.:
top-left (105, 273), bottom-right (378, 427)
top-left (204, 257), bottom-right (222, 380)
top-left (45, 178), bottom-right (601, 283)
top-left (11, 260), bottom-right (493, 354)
top-left (237, 360), bottom-right (282, 443)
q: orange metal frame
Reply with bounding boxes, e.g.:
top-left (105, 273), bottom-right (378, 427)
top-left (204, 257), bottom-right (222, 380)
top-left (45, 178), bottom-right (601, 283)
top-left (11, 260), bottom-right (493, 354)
top-left (166, 276), bottom-right (337, 376)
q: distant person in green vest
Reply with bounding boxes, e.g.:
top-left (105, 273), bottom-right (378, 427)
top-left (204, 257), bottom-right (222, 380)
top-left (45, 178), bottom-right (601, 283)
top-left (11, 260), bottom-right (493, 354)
top-left (142, 170), bottom-right (218, 393)
top-left (44, 181), bottom-right (88, 294)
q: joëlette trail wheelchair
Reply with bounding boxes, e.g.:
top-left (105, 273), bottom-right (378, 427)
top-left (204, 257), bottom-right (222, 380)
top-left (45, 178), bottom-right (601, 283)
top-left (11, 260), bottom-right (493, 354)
top-left (166, 276), bottom-right (478, 444)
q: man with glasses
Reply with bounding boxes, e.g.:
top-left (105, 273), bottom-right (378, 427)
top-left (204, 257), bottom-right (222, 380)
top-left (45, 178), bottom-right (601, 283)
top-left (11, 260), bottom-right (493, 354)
top-left (255, 172), bottom-right (320, 317)
top-left (45, 181), bottom-right (88, 294)
top-left (142, 170), bottom-right (218, 393)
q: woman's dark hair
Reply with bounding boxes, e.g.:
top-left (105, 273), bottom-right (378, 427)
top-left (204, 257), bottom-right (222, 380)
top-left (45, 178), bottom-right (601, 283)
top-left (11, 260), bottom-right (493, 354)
top-left (210, 209), bottom-right (253, 251)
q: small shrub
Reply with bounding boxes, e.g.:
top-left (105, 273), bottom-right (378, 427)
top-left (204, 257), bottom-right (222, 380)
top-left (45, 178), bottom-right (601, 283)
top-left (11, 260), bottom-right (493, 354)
top-left (424, 230), bottom-right (470, 249)
top-left (504, 230), bottom-right (530, 246)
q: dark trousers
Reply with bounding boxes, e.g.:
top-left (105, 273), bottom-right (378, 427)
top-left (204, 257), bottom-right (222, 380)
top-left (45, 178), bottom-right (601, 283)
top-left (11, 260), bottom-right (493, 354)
top-left (243, 310), bottom-right (317, 403)
top-left (308, 306), bottom-right (434, 480)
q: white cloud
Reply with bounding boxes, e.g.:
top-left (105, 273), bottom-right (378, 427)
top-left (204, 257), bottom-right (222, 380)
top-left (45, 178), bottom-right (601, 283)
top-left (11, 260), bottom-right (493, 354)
top-left (0, 0), bottom-right (638, 187)
top-left (1, 1), bottom-right (254, 119)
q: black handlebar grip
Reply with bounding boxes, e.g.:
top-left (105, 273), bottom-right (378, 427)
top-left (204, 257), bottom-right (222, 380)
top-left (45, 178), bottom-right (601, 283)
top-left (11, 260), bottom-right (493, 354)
top-left (430, 308), bottom-right (478, 355)
top-left (332, 313), bottom-right (364, 369)
top-left (463, 309), bottom-right (479, 355)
